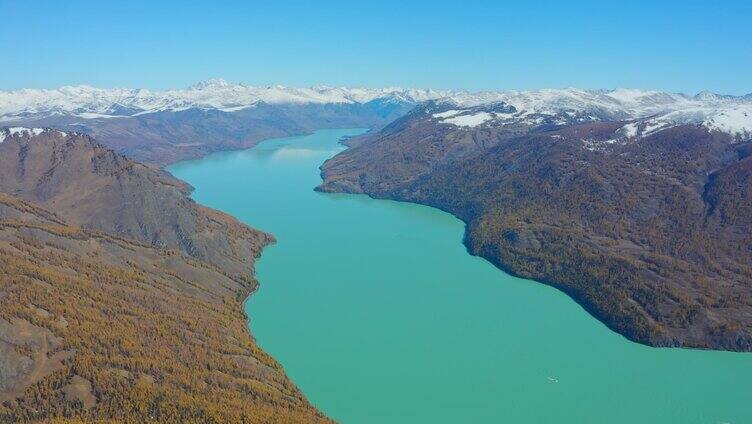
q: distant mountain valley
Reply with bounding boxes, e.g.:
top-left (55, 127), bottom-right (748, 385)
top-left (2, 81), bottom-right (750, 165)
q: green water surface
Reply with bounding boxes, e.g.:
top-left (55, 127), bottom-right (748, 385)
top-left (169, 129), bottom-right (751, 424)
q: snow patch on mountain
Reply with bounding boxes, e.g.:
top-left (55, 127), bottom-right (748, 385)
top-left (703, 105), bottom-right (752, 137)
top-left (432, 110), bottom-right (465, 119)
top-left (9, 127), bottom-right (45, 137)
top-left (618, 122), bottom-right (639, 138)
top-left (434, 89), bottom-right (752, 138)
top-left (77, 112), bottom-right (129, 119)
top-left (628, 105), bottom-right (752, 140)
top-left (439, 88), bottom-right (723, 121)
top-left (441, 112), bottom-right (494, 127)
top-left (1, 127), bottom-right (66, 143)
top-left (433, 108), bottom-right (519, 127)
top-left (644, 120), bottom-right (677, 137)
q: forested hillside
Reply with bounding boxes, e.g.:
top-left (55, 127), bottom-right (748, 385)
top-left (320, 108), bottom-right (752, 351)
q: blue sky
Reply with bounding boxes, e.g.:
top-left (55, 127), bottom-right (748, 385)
top-left (1, 0), bottom-right (750, 94)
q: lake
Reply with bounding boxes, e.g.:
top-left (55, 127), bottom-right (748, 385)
top-left (169, 128), bottom-right (751, 424)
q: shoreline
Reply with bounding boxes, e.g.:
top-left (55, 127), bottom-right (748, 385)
top-left (172, 128), bottom-right (752, 423)
top-left (165, 135), bottom-right (339, 422)
top-left (315, 173), bottom-right (750, 353)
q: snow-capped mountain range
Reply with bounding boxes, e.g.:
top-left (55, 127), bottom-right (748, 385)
top-left (431, 88), bottom-right (752, 138)
top-left (1, 79), bottom-right (750, 137)
top-left (0, 79), bottom-right (454, 120)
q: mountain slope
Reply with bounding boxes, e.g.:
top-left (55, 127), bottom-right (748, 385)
top-left (0, 127), bottom-right (270, 278)
top-left (319, 103), bottom-right (752, 351)
top-left (0, 193), bottom-right (329, 423)
top-left (0, 130), bottom-right (328, 422)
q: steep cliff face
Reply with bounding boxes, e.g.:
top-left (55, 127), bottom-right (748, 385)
top-left (0, 129), bottom-right (328, 422)
top-left (319, 112), bottom-right (752, 351)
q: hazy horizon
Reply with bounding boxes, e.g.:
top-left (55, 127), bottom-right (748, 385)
top-left (1, 1), bottom-right (751, 95)
top-left (1, 78), bottom-right (750, 97)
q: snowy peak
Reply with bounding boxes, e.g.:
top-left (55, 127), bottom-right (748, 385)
top-left (427, 88), bottom-right (752, 138)
top-left (0, 81), bottom-right (454, 121)
top-left (189, 78), bottom-right (234, 90)
top-left (1, 82), bottom-right (750, 138)
top-left (0, 127), bottom-right (67, 143)
top-left (439, 88), bottom-right (697, 118)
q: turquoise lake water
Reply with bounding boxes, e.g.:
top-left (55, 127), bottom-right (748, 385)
top-left (169, 129), bottom-right (751, 424)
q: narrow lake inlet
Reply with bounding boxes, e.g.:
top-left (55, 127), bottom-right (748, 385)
top-left (169, 129), bottom-right (752, 424)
